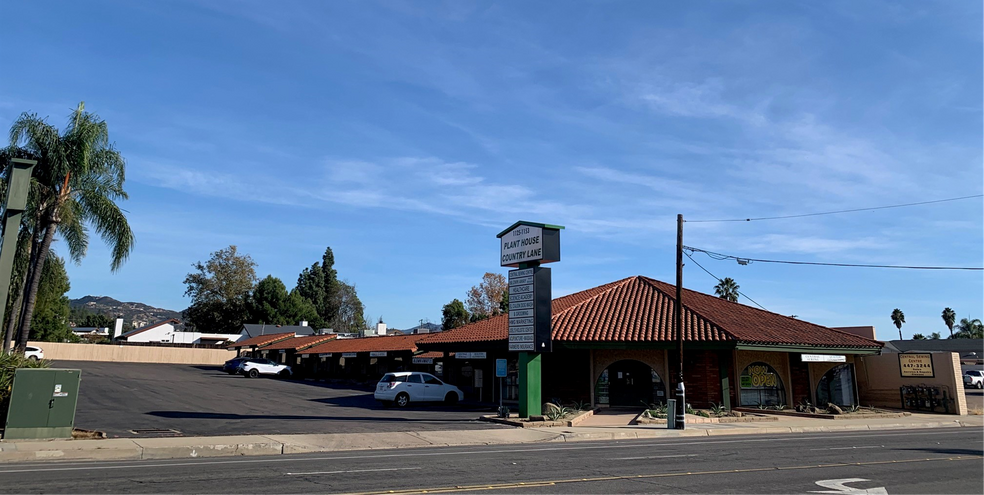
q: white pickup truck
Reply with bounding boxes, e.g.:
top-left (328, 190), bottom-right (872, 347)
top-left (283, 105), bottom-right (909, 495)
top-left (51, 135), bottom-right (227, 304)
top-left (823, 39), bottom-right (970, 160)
top-left (963, 370), bottom-right (984, 389)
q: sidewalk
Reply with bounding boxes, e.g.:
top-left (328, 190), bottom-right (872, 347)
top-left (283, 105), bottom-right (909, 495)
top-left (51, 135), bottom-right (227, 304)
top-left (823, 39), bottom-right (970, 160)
top-left (0, 413), bottom-right (979, 464)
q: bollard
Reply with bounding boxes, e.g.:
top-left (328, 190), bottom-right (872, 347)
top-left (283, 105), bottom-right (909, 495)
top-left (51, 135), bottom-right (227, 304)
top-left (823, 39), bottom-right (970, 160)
top-left (675, 382), bottom-right (686, 430)
top-left (666, 399), bottom-right (676, 429)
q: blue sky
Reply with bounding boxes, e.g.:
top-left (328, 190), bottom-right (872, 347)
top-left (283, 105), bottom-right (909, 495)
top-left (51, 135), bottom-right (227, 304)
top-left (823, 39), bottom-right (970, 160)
top-left (1, 1), bottom-right (981, 340)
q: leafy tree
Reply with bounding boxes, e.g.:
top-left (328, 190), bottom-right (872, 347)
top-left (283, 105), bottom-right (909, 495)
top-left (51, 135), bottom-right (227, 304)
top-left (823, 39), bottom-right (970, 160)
top-left (714, 277), bottom-right (739, 303)
top-left (930, 332), bottom-right (941, 340)
top-left (499, 289), bottom-right (509, 313)
top-left (911, 333), bottom-right (925, 340)
top-left (183, 245), bottom-right (257, 333)
top-left (6, 103), bottom-right (134, 352)
top-left (469, 312), bottom-right (489, 323)
top-left (29, 254), bottom-right (77, 342)
top-left (330, 281), bottom-right (365, 333)
top-left (441, 299), bottom-right (470, 330)
top-left (952, 318), bottom-right (983, 339)
top-left (466, 272), bottom-right (507, 318)
top-left (942, 308), bottom-right (956, 338)
top-left (891, 308), bottom-right (905, 340)
top-left (69, 307), bottom-right (115, 328)
top-left (296, 247), bottom-right (345, 326)
top-left (247, 275), bottom-right (323, 328)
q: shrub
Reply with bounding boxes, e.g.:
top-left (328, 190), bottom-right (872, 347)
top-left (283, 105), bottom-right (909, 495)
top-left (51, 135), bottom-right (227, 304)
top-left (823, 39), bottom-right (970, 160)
top-left (545, 406), bottom-right (574, 421)
top-left (710, 402), bottom-right (728, 416)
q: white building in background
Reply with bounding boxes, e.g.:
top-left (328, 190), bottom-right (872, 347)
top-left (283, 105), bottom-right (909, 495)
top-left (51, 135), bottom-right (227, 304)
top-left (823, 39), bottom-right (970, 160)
top-left (120, 318), bottom-right (242, 345)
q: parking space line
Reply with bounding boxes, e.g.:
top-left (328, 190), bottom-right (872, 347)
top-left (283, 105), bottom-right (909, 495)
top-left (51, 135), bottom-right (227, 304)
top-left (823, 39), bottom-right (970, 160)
top-left (286, 467), bottom-right (421, 476)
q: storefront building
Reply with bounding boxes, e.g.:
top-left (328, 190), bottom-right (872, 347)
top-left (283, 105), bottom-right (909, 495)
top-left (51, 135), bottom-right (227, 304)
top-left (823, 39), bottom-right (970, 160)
top-left (420, 276), bottom-right (883, 409)
top-left (301, 334), bottom-right (430, 381)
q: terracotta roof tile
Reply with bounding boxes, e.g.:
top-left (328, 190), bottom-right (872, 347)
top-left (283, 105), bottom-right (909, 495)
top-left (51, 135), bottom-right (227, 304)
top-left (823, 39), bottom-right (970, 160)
top-left (228, 332), bottom-right (295, 349)
top-left (413, 351), bottom-right (447, 359)
top-left (261, 334), bottom-right (337, 351)
top-left (420, 276), bottom-right (882, 349)
top-left (305, 334), bottom-right (428, 355)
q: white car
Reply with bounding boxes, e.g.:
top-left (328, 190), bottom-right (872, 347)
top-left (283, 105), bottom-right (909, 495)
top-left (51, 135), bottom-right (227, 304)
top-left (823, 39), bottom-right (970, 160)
top-left (964, 370), bottom-right (984, 389)
top-left (239, 358), bottom-right (292, 378)
top-left (375, 372), bottom-right (463, 408)
top-left (25, 346), bottom-right (43, 361)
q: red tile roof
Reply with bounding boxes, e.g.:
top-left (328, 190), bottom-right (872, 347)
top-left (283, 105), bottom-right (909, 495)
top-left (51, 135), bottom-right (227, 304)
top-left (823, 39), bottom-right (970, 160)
top-left (305, 334), bottom-right (428, 355)
top-left (421, 276), bottom-right (881, 349)
top-left (413, 351), bottom-right (447, 359)
top-left (228, 332), bottom-right (295, 349)
top-left (261, 334), bottom-right (337, 351)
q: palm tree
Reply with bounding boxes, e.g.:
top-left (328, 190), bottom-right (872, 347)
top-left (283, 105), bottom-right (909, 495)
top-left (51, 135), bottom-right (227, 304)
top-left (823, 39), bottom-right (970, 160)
top-left (714, 277), bottom-right (740, 303)
top-left (891, 308), bottom-right (905, 340)
top-left (941, 308), bottom-right (956, 338)
top-left (953, 318), bottom-right (983, 339)
top-left (7, 103), bottom-right (133, 352)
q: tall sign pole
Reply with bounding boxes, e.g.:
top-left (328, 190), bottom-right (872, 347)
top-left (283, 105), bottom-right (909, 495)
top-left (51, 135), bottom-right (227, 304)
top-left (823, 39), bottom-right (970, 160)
top-left (498, 221), bottom-right (563, 418)
top-left (0, 159), bottom-right (36, 354)
top-left (675, 214), bottom-right (686, 429)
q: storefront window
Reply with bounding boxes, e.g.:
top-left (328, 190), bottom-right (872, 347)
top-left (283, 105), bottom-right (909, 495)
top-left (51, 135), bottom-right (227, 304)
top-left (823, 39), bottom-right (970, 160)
top-left (739, 362), bottom-right (786, 406)
top-left (595, 361), bottom-right (665, 406)
top-left (816, 364), bottom-right (856, 407)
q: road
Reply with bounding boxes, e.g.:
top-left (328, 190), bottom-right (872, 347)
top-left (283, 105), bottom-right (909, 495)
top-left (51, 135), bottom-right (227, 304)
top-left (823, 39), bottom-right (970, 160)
top-left (56, 361), bottom-right (502, 438)
top-left (0, 429), bottom-right (979, 493)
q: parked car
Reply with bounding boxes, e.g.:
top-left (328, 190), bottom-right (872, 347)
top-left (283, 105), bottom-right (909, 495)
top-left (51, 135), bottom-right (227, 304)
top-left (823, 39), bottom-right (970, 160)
top-left (222, 357), bottom-right (254, 374)
top-left (374, 371), bottom-right (463, 407)
top-left (964, 370), bottom-right (984, 389)
top-left (239, 358), bottom-right (292, 378)
top-left (24, 346), bottom-right (43, 361)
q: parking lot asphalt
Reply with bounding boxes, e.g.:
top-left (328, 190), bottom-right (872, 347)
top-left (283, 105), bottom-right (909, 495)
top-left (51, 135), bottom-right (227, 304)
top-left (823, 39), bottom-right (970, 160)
top-left (55, 361), bottom-right (505, 439)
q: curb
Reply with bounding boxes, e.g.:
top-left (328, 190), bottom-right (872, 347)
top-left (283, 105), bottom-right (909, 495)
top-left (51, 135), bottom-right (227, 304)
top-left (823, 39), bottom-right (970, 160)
top-left (0, 420), bottom-right (972, 464)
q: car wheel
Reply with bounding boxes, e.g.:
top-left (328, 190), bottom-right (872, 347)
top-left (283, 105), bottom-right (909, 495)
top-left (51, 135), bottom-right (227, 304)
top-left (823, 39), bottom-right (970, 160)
top-left (279, 370), bottom-right (290, 378)
top-left (978, 382), bottom-right (983, 390)
top-left (248, 369), bottom-right (259, 379)
top-left (395, 392), bottom-right (410, 408)
top-left (444, 392), bottom-right (459, 406)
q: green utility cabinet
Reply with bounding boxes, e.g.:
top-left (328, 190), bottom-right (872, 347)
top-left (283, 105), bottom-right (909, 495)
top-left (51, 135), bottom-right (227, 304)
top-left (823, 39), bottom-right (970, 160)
top-left (3, 369), bottom-right (81, 440)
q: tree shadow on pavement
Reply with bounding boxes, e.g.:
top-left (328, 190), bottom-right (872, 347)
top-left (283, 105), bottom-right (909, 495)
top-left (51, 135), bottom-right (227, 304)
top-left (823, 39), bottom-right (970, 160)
top-left (902, 447), bottom-right (984, 456)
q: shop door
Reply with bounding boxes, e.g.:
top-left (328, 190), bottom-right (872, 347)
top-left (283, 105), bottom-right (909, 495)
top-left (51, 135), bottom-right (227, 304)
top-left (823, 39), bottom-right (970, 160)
top-left (608, 360), bottom-right (653, 407)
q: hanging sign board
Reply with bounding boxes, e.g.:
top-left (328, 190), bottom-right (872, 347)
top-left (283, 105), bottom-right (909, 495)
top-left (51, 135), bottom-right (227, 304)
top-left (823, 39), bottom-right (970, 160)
top-left (899, 353), bottom-right (934, 378)
top-left (342, 352), bottom-right (358, 358)
top-left (456, 352), bottom-right (487, 360)
top-left (801, 354), bottom-right (847, 363)
top-left (369, 351), bottom-right (388, 357)
top-left (412, 357), bottom-right (433, 364)
top-left (498, 221), bottom-right (562, 268)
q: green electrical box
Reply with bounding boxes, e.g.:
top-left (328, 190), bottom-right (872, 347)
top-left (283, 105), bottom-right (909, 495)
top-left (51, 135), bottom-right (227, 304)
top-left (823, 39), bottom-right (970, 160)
top-left (2, 369), bottom-right (81, 440)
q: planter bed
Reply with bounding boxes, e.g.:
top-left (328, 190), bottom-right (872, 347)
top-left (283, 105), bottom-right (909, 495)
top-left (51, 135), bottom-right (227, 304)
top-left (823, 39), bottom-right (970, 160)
top-left (733, 407), bottom-right (911, 420)
top-left (633, 411), bottom-right (778, 425)
top-left (480, 409), bottom-right (596, 428)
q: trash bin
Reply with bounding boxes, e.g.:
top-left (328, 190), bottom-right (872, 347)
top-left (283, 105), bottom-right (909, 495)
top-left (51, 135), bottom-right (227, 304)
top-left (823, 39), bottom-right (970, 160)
top-left (3, 368), bottom-right (81, 440)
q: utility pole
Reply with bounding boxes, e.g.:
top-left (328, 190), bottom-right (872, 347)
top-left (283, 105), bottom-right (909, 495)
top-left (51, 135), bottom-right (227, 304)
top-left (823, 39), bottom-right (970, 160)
top-left (675, 214), bottom-right (686, 429)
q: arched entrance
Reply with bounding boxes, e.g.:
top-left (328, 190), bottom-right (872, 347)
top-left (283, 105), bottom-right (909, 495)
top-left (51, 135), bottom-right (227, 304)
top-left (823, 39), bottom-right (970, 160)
top-left (595, 360), bottom-right (666, 407)
top-left (816, 364), bottom-right (857, 407)
top-left (739, 362), bottom-right (786, 406)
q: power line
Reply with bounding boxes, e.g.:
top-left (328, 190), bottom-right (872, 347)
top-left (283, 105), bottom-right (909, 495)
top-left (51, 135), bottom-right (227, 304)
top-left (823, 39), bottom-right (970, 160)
top-left (683, 250), bottom-right (768, 310)
top-left (684, 246), bottom-right (984, 271)
top-left (686, 194), bottom-right (983, 223)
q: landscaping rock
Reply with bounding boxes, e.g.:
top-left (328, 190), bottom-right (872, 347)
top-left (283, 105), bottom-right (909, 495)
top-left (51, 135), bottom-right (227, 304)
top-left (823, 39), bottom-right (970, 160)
top-left (529, 415), bottom-right (546, 422)
top-left (828, 403), bottom-right (844, 415)
top-left (543, 402), bottom-right (561, 415)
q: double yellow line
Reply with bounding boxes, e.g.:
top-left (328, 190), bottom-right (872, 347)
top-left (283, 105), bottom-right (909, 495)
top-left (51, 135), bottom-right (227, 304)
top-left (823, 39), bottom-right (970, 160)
top-left (343, 455), bottom-right (983, 494)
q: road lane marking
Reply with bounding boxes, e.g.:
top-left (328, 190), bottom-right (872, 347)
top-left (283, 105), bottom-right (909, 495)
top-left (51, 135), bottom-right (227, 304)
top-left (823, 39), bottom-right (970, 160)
top-left (810, 478), bottom-right (887, 494)
top-left (611, 454), bottom-right (699, 460)
top-left (286, 467), bottom-right (420, 476)
top-left (810, 446), bottom-right (883, 451)
top-left (0, 430), bottom-right (969, 475)
top-left (338, 456), bottom-right (984, 495)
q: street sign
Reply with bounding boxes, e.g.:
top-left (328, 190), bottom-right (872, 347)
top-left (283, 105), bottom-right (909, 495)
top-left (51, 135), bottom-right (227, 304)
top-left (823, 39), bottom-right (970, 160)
top-left (496, 359), bottom-right (508, 377)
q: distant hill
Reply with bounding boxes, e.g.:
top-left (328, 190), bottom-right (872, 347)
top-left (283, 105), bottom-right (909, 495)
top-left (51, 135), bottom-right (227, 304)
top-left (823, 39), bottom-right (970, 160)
top-left (69, 296), bottom-right (182, 329)
top-left (392, 322), bottom-right (443, 334)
